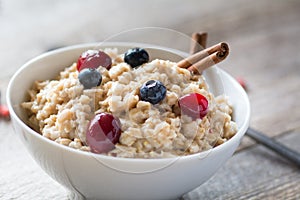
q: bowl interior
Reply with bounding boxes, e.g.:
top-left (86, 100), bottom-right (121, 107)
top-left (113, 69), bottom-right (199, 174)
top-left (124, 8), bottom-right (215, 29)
top-left (8, 42), bottom-right (250, 158)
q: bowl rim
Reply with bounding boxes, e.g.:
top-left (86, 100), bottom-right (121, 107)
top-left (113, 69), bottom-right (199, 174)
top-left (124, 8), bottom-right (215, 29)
top-left (7, 42), bottom-right (251, 163)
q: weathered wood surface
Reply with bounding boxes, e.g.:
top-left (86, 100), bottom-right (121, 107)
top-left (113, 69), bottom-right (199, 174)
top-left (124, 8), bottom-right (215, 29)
top-left (184, 130), bottom-right (300, 200)
top-left (1, 0), bottom-right (300, 199)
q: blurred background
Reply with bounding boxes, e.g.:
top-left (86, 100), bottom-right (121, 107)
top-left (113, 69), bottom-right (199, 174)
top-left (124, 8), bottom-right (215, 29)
top-left (1, 0), bottom-right (300, 134)
top-left (1, 0), bottom-right (298, 82)
top-left (1, 0), bottom-right (300, 199)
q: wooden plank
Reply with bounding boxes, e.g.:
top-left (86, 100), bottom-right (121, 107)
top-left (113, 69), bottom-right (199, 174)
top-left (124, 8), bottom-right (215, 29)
top-left (184, 130), bottom-right (300, 200)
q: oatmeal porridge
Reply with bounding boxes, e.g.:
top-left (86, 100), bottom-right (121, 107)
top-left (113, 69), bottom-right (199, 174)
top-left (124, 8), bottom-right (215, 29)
top-left (21, 47), bottom-right (238, 158)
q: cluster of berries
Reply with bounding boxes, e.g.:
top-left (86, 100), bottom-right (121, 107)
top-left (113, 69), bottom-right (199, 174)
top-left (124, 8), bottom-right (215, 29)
top-left (76, 48), bottom-right (208, 154)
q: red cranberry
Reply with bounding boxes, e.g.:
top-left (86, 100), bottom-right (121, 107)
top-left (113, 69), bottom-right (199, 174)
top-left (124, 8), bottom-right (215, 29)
top-left (178, 93), bottom-right (208, 120)
top-left (0, 105), bottom-right (10, 120)
top-left (236, 77), bottom-right (248, 91)
top-left (77, 50), bottom-right (112, 71)
top-left (86, 113), bottom-right (121, 154)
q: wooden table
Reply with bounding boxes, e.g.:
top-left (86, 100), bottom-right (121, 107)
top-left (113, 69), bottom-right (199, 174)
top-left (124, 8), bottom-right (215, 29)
top-left (1, 0), bottom-right (299, 199)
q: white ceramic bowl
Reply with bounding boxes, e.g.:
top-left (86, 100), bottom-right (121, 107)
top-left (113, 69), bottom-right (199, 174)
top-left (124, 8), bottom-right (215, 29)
top-left (7, 43), bottom-right (250, 200)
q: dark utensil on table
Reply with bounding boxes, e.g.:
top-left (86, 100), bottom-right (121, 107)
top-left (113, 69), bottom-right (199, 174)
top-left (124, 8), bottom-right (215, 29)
top-left (246, 128), bottom-right (300, 168)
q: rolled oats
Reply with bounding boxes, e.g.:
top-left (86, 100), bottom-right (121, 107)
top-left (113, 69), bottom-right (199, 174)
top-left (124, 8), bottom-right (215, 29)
top-left (22, 48), bottom-right (238, 158)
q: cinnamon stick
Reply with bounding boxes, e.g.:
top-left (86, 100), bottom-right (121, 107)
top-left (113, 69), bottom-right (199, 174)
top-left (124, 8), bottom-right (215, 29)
top-left (189, 32), bottom-right (207, 54)
top-left (178, 42), bottom-right (229, 74)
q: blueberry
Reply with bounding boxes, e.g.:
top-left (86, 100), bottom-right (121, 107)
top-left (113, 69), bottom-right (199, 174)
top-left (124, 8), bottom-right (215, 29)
top-left (124, 48), bottom-right (149, 68)
top-left (78, 68), bottom-right (102, 89)
top-left (140, 80), bottom-right (166, 104)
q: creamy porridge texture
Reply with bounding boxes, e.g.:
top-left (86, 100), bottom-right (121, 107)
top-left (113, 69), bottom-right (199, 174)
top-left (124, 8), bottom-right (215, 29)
top-left (21, 47), bottom-right (237, 158)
